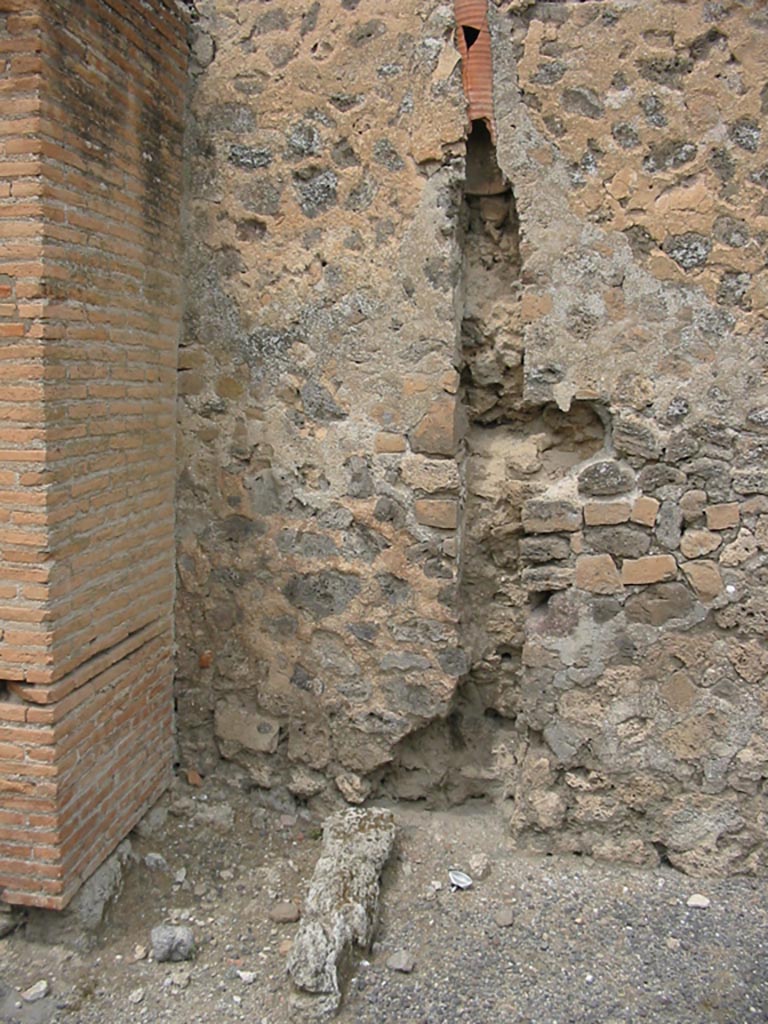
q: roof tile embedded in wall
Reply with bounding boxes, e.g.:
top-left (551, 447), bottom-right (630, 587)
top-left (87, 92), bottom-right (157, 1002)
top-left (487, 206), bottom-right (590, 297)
top-left (455, 0), bottom-right (494, 138)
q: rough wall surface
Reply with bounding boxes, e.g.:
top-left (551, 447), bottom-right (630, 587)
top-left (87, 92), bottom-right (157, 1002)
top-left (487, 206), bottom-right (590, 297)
top-left (177, 0), bottom-right (468, 805)
top-left (489, 0), bottom-right (768, 875)
top-left (0, 0), bottom-right (185, 908)
top-left (178, 0), bottom-right (768, 875)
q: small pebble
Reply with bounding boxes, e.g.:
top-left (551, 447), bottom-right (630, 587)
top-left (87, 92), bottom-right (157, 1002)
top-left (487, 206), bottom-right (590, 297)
top-left (386, 950), bottom-right (415, 973)
top-left (494, 907), bottom-right (515, 928)
top-left (21, 980), bottom-right (49, 1003)
top-left (168, 966), bottom-right (192, 990)
top-left (268, 901), bottom-right (301, 923)
top-left (128, 987), bottom-right (145, 1005)
top-left (469, 852), bottom-right (491, 880)
top-left (686, 894), bottom-right (711, 909)
top-left (236, 970), bottom-right (257, 985)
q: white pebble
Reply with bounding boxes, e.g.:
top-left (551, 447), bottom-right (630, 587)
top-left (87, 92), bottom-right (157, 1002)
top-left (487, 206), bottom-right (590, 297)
top-left (21, 980), bottom-right (49, 1003)
top-left (686, 893), bottom-right (710, 909)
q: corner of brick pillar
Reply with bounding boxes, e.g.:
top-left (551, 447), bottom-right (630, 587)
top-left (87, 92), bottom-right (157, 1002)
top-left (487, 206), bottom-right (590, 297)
top-left (0, 0), bottom-right (188, 910)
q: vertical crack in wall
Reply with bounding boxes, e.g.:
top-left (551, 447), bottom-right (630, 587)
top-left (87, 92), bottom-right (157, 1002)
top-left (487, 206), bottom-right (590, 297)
top-left (379, 81), bottom-right (605, 809)
top-left (460, 115), bottom-right (606, 799)
top-left (375, 2), bottom-right (614, 814)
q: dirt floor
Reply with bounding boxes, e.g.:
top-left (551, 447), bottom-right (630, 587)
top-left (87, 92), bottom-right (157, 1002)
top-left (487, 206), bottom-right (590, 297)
top-left (1, 773), bottom-right (767, 1024)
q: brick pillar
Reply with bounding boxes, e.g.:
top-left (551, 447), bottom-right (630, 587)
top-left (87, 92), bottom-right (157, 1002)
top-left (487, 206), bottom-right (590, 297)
top-left (0, 0), bottom-right (187, 909)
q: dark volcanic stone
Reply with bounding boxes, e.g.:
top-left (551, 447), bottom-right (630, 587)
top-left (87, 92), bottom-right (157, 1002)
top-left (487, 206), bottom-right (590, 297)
top-left (578, 460), bottom-right (635, 497)
top-left (625, 583), bottom-right (695, 626)
top-left (284, 571), bottom-right (361, 618)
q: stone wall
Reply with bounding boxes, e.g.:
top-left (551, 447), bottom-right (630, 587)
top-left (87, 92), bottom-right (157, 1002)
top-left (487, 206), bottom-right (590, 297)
top-left (177, 0), bottom-right (469, 804)
top-left (0, 0), bottom-right (185, 908)
top-left (487, 0), bottom-right (768, 875)
top-left (177, 0), bottom-right (768, 875)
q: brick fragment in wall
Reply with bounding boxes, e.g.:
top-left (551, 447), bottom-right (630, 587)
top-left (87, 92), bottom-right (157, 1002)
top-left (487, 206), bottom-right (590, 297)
top-left (414, 499), bottom-right (458, 530)
top-left (455, 0), bottom-right (494, 137)
top-left (705, 503), bottom-right (740, 531)
top-left (680, 562), bottom-right (723, 603)
top-left (574, 555), bottom-right (622, 595)
top-left (621, 555), bottom-right (678, 586)
top-left (680, 529), bottom-right (722, 560)
top-left (630, 496), bottom-right (659, 528)
top-left (375, 433), bottom-right (407, 453)
top-left (584, 502), bottom-right (631, 527)
top-left (409, 397), bottom-right (464, 457)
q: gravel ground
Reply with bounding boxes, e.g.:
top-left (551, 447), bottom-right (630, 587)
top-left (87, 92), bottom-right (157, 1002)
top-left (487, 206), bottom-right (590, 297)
top-left (1, 778), bottom-right (766, 1024)
top-left (339, 806), bottom-right (768, 1024)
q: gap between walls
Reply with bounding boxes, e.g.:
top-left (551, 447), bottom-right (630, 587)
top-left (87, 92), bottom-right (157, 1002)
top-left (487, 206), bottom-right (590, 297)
top-left (377, 23), bottom-right (611, 811)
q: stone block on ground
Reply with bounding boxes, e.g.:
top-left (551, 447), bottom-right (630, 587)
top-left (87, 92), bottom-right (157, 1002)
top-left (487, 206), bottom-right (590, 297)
top-left (288, 807), bottom-right (396, 1012)
top-left (151, 924), bottom-right (196, 962)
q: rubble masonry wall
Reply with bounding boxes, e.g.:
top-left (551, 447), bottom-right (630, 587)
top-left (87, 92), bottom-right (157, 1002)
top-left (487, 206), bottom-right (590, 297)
top-left (177, 0), bottom-right (768, 875)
